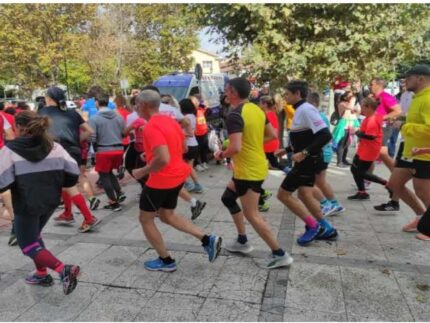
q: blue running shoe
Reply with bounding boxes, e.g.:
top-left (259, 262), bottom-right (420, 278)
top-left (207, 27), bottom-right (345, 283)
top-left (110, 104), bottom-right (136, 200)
top-left (189, 183), bottom-right (203, 193)
top-left (297, 224), bottom-right (325, 246)
top-left (330, 203), bottom-right (346, 215)
top-left (25, 272), bottom-right (54, 287)
top-left (184, 181), bottom-right (194, 191)
top-left (322, 203), bottom-right (336, 216)
top-left (144, 258), bottom-right (177, 272)
top-left (317, 227), bottom-right (339, 241)
top-left (204, 235), bottom-right (222, 262)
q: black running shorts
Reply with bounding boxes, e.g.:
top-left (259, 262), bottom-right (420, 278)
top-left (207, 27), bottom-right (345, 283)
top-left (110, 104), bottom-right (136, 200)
top-left (139, 183), bottom-right (184, 212)
top-left (281, 157), bottom-right (318, 192)
top-left (395, 142), bottom-right (413, 169)
top-left (315, 156), bottom-right (329, 174)
top-left (183, 146), bottom-right (199, 162)
top-left (232, 178), bottom-right (264, 197)
top-left (411, 160), bottom-right (430, 179)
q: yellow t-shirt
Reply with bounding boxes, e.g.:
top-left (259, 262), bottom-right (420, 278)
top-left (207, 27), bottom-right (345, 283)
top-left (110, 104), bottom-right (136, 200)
top-left (401, 86), bottom-right (430, 161)
top-left (226, 102), bottom-right (268, 181)
top-left (284, 104), bottom-right (295, 130)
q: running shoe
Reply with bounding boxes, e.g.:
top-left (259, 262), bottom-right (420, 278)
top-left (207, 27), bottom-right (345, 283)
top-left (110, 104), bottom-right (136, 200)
top-left (262, 189), bottom-right (272, 201)
top-left (189, 183), bottom-right (203, 193)
top-left (263, 253), bottom-right (294, 269)
top-left (322, 203), bottom-right (337, 216)
top-left (373, 200), bottom-right (400, 211)
top-left (316, 227), bottom-right (339, 241)
top-left (402, 217), bottom-right (420, 232)
top-left (78, 216), bottom-right (102, 233)
top-left (25, 272), bottom-right (54, 287)
top-left (184, 181), bottom-right (194, 191)
top-left (8, 233), bottom-right (17, 246)
top-left (195, 164), bottom-right (205, 172)
top-left (224, 239), bottom-right (254, 254)
top-left (336, 163), bottom-right (349, 169)
top-left (203, 235), bottom-right (222, 262)
top-left (347, 192), bottom-right (370, 200)
top-left (60, 265), bottom-right (80, 295)
top-left (202, 162), bottom-right (209, 170)
top-left (53, 213), bottom-right (75, 224)
top-left (330, 203), bottom-right (346, 215)
top-left (297, 224), bottom-right (325, 246)
top-left (144, 258), bottom-right (177, 272)
top-left (57, 201), bottom-right (65, 209)
top-left (191, 200), bottom-right (206, 220)
top-left (416, 233), bottom-right (430, 241)
top-left (258, 202), bottom-right (270, 212)
top-left (88, 197), bottom-right (100, 211)
top-left (103, 202), bottom-right (122, 212)
top-left (117, 165), bottom-right (126, 180)
top-left (117, 193), bottom-right (127, 203)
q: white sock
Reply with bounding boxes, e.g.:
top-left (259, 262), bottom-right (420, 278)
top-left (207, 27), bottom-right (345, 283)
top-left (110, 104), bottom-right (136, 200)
top-left (190, 198), bottom-right (197, 207)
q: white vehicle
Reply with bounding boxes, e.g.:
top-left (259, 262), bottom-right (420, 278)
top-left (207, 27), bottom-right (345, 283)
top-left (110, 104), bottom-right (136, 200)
top-left (66, 100), bottom-right (77, 109)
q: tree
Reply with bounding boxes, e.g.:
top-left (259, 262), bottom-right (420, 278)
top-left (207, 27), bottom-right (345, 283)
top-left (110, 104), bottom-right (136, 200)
top-left (194, 4), bottom-right (430, 87)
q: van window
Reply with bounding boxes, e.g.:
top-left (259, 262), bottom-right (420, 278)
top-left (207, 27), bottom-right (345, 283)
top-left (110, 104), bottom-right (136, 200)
top-left (189, 86), bottom-right (200, 97)
top-left (157, 86), bottom-right (188, 102)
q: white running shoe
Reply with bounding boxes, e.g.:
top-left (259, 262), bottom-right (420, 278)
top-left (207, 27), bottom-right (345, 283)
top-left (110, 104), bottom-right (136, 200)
top-left (195, 164), bottom-right (205, 172)
top-left (263, 253), bottom-right (294, 269)
top-left (224, 240), bottom-right (254, 254)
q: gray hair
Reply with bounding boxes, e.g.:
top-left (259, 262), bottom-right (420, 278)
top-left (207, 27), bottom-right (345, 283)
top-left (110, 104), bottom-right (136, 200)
top-left (136, 90), bottom-right (161, 109)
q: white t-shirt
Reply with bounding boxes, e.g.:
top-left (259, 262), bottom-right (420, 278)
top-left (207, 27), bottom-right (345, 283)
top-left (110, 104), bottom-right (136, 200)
top-left (290, 102), bottom-right (327, 133)
top-left (184, 114), bottom-right (198, 147)
top-left (159, 103), bottom-right (184, 121)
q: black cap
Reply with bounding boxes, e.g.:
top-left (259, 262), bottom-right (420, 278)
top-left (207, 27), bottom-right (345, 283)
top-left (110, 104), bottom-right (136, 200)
top-left (402, 64), bottom-right (430, 77)
top-left (47, 86), bottom-right (66, 102)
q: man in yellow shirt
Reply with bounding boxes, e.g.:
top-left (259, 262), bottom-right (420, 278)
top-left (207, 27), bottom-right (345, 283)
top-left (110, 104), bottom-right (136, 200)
top-left (398, 64), bottom-right (430, 240)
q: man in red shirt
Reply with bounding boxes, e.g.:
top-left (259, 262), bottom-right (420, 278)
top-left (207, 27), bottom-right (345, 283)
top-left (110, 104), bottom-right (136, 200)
top-left (132, 90), bottom-right (222, 272)
top-left (348, 98), bottom-right (389, 200)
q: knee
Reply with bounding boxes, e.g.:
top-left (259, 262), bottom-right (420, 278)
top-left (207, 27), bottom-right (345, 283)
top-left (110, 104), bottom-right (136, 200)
top-left (221, 188), bottom-right (241, 215)
top-left (277, 188), bottom-right (292, 202)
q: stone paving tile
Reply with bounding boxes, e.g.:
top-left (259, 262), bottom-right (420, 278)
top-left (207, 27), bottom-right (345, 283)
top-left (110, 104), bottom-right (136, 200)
top-left (368, 212), bottom-right (413, 233)
top-left (76, 287), bottom-right (154, 322)
top-left (378, 232), bottom-right (430, 267)
top-left (56, 242), bottom-right (111, 268)
top-left (197, 298), bottom-right (261, 322)
top-left (90, 213), bottom-right (141, 239)
top-left (285, 262), bottom-right (345, 314)
top-left (158, 253), bottom-right (227, 297)
top-left (113, 250), bottom-right (187, 290)
top-left (393, 271), bottom-right (430, 321)
top-left (335, 230), bottom-right (388, 262)
top-left (16, 282), bottom-right (104, 322)
top-left (283, 306), bottom-right (348, 322)
top-left (134, 292), bottom-right (205, 321)
top-left (78, 245), bottom-right (144, 285)
top-left (341, 266), bottom-right (414, 321)
top-left (208, 256), bottom-right (267, 304)
top-left (0, 279), bottom-right (52, 321)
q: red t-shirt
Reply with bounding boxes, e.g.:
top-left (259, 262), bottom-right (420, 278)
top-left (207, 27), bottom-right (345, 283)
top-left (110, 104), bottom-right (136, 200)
top-left (357, 114), bottom-right (383, 161)
top-left (143, 114), bottom-right (191, 189)
top-left (132, 118), bottom-right (147, 153)
top-left (264, 111), bottom-right (279, 153)
top-left (117, 107), bottom-right (131, 145)
top-left (1, 112), bottom-right (15, 134)
top-left (0, 114), bottom-right (4, 149)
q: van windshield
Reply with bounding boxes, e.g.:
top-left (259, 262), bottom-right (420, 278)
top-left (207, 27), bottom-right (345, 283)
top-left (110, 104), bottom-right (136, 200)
top-left (157, 86), bottom-right (188, 102)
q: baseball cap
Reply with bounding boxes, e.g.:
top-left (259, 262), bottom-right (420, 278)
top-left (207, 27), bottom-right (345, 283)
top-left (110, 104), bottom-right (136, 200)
top-left (402, 64), bottom-right (430, 77)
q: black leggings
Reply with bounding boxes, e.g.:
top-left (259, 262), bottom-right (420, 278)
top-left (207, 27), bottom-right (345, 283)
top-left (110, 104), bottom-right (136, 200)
top-left (266, 152), bottom-right (282, 170)
top-left (99, 172), bottom-right (122, 202)
top-left (337, 132), bottom-right (350, 164)
top-left (417, 206), bottom-right (430, 236)
top-left (350, 155), bottom-right (387, 191)
top-left (14, 212), bottom-right (52, 258)
top-left (196, 134), bottom-right (209, 164)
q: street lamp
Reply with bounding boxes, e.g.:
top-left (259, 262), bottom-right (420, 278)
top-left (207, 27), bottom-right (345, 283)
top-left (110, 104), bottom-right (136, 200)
top-left (61, 46), bottom-right (70, 100)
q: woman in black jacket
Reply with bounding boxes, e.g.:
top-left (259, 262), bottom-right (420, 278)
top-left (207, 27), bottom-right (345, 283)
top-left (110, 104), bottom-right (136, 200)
top-left (0, 111), bottom-right (81, 295)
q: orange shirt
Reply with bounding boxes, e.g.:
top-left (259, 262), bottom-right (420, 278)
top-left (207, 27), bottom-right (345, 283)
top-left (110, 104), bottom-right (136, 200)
top-left (143, 114), bottom-right (191, 189)
top-left (195, 107), bottom-right (208, 136)
top-left (264, 111), bottom-right (279, 153)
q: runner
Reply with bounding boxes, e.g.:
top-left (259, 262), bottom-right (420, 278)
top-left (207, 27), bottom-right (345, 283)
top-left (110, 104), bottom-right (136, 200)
top-left (132, 90), bottom-right (221, 272)
top-left (399, 64), bottom-right (430, 240)
top-left (276, 81), bottom-right (338, 246)
top-left (0, 111), bottom-right (80, 294)
top-left (38, 86), bottom-right (100, 233)
top-left (193, 97), bottom-right (210, 172)
top-left (348, 97), bottom-right (390, 200)
top-left (215, 77), bottom-right (293, 269)
top-left (307, 92), bottom-right (345, 216)
top-left (412, 147), bottom-right (430, 240)
top-left (88, 90), bottom-right (126, 211)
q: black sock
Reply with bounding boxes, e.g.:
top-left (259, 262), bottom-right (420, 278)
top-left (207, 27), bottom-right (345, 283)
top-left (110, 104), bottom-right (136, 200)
top-left (272, 249), bottom-right (285, 257)
top-left (160, 256), bottom-right (175, 264)
top-left (237, 234), bottom-right (248, 244)
top-left (201, 234), bottom-right (210, 246)
top-left (11, 220), bottom-right (15, 235)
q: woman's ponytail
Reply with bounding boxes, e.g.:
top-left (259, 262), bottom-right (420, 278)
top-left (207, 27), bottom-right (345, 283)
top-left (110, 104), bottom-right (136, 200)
top-left (15, 111), bottom-right (54, 153)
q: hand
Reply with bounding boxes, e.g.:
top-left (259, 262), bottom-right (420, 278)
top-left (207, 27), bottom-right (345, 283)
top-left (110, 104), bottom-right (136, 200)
top-left (214, 150), bottom-right (224, 160)
top-left (132, 168), bottom-right (145, 180)
top-left (292, 152), bottom-right (306, 163)
top-left (393, 120), bottom-right (402, 129)
top-left (275, 149), bottom-right (286, 157)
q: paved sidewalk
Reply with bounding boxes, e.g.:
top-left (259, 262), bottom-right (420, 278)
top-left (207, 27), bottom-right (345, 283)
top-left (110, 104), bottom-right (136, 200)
top-left (0, 162), bottom-right (429, 321)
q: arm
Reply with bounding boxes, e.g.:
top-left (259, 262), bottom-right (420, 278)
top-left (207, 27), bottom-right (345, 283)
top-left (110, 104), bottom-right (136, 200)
top-left (133, 145), bottom-right (169, 180)
top-left (80, 122), bottom-right (94, 142)
top-left (277, 110), bottom-right (285, 149)
top-left (123, 124), bottom-right (134, 137)
top-left (4, 128), bottom-right (15, 141)
top-left (384, 104), bottom-right (401, 120)
top-left (402, 122), bottom-right (430, 141)
top-left (264, 122), bottom-right (277, 143)
top-left (181, 116), bottom-right (193, 137)
top-left (356, 130), bottom-right (376, 140)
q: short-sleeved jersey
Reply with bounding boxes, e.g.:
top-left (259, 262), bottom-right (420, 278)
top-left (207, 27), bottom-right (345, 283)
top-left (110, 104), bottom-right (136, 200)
top-left (226, 102), bottom-right (268, 181)
top-left (184, 114), bottom-right (198, 147)
top-left (131, 118), bottom-right (147, 152)
top-left (143, 114), bottom-right (191, 189)
top-left (263, 111), bottom-right (279, 153)
top-left (357, 114), bottom-right (383, 161)
top-left (38, 106), bottom-right (84, 156)
top-left (375, 91), bottom-right (398, 118)
top-left (289, 102), bottom-right (327, 153)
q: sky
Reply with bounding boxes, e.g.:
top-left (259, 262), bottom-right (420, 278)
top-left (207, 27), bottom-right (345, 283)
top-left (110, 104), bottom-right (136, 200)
top-left (198, 28), bottom-right (226, 57)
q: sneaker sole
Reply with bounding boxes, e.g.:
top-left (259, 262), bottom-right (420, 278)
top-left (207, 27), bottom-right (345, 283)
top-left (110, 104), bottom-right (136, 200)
top-left (54, 220), bottom-right (76, 225)
top-left (330, 208), bottom-right (346, 216)
top-left (317, 230), bottom-right (339, 241)
top-left (25, 277), bottom-right (54, 287)
top-left (225, 245), bottom-right (254, 254)
top-left (63, 266), bottom-right (80, 295)
top-left (144, 265), bottom-right (177, 272)
top-left (265, 256), bottom-right (294, 269)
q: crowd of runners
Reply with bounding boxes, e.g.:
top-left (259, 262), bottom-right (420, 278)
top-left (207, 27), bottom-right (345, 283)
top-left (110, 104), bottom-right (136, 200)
top-left (0, 64), bottom-right (429, 296)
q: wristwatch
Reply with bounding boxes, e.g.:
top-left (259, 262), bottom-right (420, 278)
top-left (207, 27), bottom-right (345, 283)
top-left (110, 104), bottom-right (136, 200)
top-left (302, 149), bottom-right (309, 157)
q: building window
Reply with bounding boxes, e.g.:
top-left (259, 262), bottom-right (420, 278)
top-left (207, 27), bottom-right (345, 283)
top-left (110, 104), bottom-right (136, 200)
top-left (202, 60), bottom-right (213, 70)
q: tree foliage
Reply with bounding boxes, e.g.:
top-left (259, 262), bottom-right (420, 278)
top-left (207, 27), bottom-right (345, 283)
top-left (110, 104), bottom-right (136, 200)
top-left (194, 3), bottom-right (430, 87)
